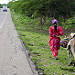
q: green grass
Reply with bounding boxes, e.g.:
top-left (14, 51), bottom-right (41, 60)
top-left (11, 12), bottom-right (75, 75)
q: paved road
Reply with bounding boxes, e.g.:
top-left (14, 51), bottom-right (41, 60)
top-left (0, 8), bottom-right (38, 75)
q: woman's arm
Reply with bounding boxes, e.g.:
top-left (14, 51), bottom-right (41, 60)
top-left (58, 26), bottom-right (63, 36)
top-left (49, 26), bottom-right (55, 37)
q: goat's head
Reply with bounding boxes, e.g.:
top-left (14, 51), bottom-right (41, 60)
top-left (70, 33), bottom-right (75, 39)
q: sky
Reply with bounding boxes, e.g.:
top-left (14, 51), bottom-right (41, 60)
top-left (0, 0), bottom-right (11, 4)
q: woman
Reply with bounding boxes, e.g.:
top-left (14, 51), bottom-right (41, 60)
top-left (49, 19), bottom-right (63, 60)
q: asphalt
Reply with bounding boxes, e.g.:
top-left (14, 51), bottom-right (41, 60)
top-left (0, 8), bottom-right (38, 75)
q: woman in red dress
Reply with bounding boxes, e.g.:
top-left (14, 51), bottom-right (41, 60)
top-left (49, 19), bottom-right (63, 60)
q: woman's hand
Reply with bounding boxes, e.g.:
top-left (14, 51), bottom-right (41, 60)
top-left (55, 35), bottom-right (60, 38)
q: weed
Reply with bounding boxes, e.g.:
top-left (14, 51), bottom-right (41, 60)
top-left (12, 13), bottom-right (75, 75)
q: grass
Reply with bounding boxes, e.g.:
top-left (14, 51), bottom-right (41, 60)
top-left (11, 12), bottom-right (75, 75)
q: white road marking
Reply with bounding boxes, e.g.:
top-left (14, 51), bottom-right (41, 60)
top-left (0, 13), bottom-right (7, 29)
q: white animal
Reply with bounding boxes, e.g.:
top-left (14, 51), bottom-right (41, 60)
top-left (67, 33), bottom-right (75, 67)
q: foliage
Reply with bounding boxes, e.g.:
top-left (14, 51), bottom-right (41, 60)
top-left (0, 4), bottom-right (7, 8)
top-left (7, 0), bottom-right (75, 29)
top-left (8, 0), bottom-right (75, 19)
top-left (0, 4), bottom-right (2, 8)
top-left (8, 0), bottom-right (75, 74)
top-left (11, 12), bottom-right (75, 75)
top-left (63, 17), bottom-right (75, 29)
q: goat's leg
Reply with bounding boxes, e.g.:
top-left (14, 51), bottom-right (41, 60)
top-left (68, 50), bottom-right (72, 66)
top-left (74, 47), bottom-right (75, 67)
top-left (71, 46), bottom-right (75, 67)
top-left (74, 58), bottom-right (75, 67)
top-left (73, 53), bottom-right (75, 67)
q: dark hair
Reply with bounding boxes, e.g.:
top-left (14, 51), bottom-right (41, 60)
top-left (54, 23), bottom-right (57, 31)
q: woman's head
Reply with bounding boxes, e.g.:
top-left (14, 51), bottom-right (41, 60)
top-left (52, 19), bottom-right (57, 31)
top-left (52, 19), bottom-right (57, 24)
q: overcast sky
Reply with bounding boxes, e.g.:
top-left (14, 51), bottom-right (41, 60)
top-left (0, 0), bottom-right (11, 4)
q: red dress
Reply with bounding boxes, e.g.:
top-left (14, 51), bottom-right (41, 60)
top-left (49, 26), bottom-right (63, 57)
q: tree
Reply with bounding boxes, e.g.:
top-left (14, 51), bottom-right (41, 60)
top-left (8, 0), bottom-right (75, 25)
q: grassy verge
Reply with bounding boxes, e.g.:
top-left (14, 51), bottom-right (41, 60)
top-left (11, 12), bottom-right (75, 75)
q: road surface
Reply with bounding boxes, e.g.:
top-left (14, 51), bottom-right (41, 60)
top-left (0, 8), bottom-right (38, 75)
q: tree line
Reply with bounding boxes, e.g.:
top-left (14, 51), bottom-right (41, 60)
top-left (7, 0), bottom-right (75, 33)
top-left (8, 0), bottom-right (74, 18)
top-left (0, 4), bottom-right (7, 8)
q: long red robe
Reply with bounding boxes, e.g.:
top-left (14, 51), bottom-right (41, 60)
top-left (49, 26), bottom-right (63, 57)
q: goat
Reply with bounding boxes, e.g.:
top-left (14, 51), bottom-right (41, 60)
top-left (67, 33), bottom-right (75, 67)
